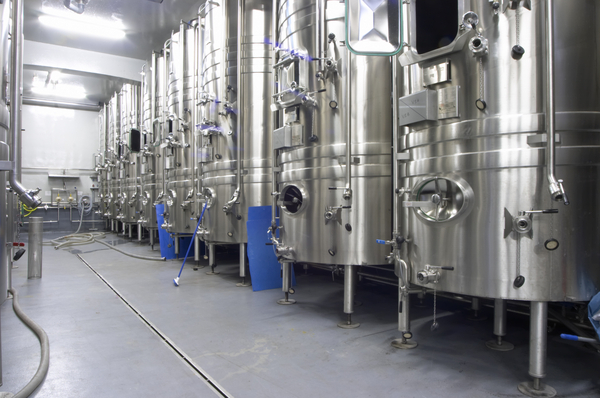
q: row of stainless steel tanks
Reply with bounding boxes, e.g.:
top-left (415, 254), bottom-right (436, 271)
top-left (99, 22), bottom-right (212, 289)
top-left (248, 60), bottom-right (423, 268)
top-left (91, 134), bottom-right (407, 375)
top-left (94, 0), bottom-right (600, 396)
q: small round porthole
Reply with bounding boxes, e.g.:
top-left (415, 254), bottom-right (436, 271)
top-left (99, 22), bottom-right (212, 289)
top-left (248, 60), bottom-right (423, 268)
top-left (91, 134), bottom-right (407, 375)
top-left (412, 176), bottom-right (472, 223)
top-left (280, 184), bottom-right (308, 215)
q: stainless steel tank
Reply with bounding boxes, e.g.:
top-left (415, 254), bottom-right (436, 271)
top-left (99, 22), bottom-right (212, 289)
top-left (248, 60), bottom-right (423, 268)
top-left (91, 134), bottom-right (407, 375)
top-left (119, 83), bottom-right (141, 227)
top-left (273, 0), bottom-right (393, 268)
top-left (163, 21), bottom-right (200, 238)
top-left (97, 105), bottom-right (109, 222)
top-left (271, 0), bottom-right (393, 323)
top-left (198, 0), bottom-right (239, 246)
top-left (199, 0), bottom-right (273, 280)
top-left (106, 94), bottom-right (121, 226)
top-left (396, 0), bottom-right (600, 390)
top-left (139, 56), bottom-right (163, 233)
top-left (397, 0), bottom-right (600, 303)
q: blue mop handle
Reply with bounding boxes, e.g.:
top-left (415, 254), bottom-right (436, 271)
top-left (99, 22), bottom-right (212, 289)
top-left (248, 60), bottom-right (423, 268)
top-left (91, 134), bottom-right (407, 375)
top-left (560, 334), bottom-right (598, 344)
top-left (176, 201), bottom-right (209, 278)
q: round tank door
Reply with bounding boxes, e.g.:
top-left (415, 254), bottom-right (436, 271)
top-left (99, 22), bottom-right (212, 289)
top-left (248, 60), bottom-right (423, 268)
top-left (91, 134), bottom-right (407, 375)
top-left (279, 184), bottom-right (309, 216)
top-left (408, 176), bottom-right (473, 223)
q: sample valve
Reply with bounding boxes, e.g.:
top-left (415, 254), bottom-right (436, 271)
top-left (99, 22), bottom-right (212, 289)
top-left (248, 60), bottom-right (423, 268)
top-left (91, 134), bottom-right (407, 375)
top-left (417, 264), bottom-right (455, 284)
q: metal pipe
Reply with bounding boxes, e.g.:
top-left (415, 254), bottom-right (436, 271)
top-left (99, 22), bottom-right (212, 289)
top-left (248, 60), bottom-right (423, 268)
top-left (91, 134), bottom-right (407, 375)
top-left (128, 223), bottom-right (132, 239)
top-left (174, 234), bottom-right (179, 255)
top-left (179, 20), bottom-right (186, 135)
top-left (529, 301), bottom-right (547, 380)
top-left (27, 217), bottom-right (43, 279)
top-left (193, 20), bottom-right (200, 213)
top-left (270, 0), bottom-right (279, 234)
top-left (162, 40), bottom-right (171, 224)
top-left (544, 0), bottom-right (567, 204)
top-left (9, 0), bottom-right (41, 209)
top-left (343, 48), bottom-right (352, 200)
top-left (22, 98), bottom-right (101, 112)
top-left (137, 223), bottom-right (142, 242)
top-left (228, 0), bottom-right (243, 215)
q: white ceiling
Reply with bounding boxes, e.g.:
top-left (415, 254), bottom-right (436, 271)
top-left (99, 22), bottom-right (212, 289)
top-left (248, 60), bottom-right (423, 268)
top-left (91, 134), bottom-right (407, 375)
top-left (22, 0), bottom-right (202, 106)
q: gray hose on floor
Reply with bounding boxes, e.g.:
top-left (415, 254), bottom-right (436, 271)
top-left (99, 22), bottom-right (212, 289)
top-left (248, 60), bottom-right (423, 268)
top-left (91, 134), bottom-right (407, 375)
top-left (45, 233), bottom-right (165, 261)
top-left (94, 239), bottom-right (166, 261)
top-left (8, 288), bottom-right (50, 398)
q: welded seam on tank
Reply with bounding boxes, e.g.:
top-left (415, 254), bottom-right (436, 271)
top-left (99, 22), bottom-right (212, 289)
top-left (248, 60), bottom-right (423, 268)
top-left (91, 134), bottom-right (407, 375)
top-left (75, 253), bottom-right (233, 398)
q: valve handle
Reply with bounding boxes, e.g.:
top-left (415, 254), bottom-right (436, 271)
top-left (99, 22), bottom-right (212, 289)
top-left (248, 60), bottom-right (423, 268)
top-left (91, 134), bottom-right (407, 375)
top-left (376, 239), bottom-right (387, 245)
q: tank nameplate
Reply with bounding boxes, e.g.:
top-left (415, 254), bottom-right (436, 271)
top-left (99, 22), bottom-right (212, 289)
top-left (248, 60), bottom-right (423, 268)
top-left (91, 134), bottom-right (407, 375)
top-left (198, 147), bottom-right (214, 163)
top-left (422, 61), bottom-right (451, 86)
top-left (165, 156), bottom-right (175, 169)
top-left (437, 86), bottom-right (459, 120)
top-left (273, 124), bottom-right (304, 149)
top-left (398, 90), bottom-right (438, 126)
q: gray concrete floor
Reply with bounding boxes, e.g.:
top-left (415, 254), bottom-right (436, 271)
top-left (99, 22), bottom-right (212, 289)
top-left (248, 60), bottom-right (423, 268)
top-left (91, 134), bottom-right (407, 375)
top-left (1, 232), bottom-right (599, 397)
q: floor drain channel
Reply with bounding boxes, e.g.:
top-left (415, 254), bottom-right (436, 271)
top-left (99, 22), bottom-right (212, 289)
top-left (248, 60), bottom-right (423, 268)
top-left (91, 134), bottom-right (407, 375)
top-left (76, 254), bottom-right (232, 398)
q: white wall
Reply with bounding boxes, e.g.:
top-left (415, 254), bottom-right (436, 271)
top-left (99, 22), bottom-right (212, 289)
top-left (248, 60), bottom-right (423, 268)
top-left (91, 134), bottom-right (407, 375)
top-left (21, 104), bottom-right (100, 203)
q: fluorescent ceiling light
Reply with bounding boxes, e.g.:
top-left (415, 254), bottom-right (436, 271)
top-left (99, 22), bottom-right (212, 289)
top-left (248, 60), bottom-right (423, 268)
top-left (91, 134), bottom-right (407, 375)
top-left (39, 15), bottom-right (126, 39)
top-left (31, 85), bottom-right (87, 100)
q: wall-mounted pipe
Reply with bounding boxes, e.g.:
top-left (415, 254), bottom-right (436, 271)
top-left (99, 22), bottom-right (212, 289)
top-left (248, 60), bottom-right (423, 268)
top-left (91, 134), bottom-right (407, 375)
top-left (9, 0), bottom-right (41, 209)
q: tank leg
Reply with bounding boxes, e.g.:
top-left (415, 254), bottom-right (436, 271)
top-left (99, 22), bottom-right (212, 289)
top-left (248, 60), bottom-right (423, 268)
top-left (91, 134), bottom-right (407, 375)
top-left (486, 299), bottom-right (514, 351)
top-left (206, 243), bottom-right (220, 275)
top-left (174, 234), bottom-right (179, 260)
top-left (128, 223), bottom-right (133, 239)
top-left (415, 290), bottom-right (427, 307)
top-left (277, 261), bottom-right (296, 305)
top-left (193, 235), bottom-right (204, 270)
top-left (467, 297), bottom-right (487, 321)
top-left (392, 288), bottom-right (418, 349)
top-left (137, 224), bottom-right (142, 242)
top-left (338, 265), bottom-right (360, 329)
top-left (150, 229), bottom-right (155, 250)
top-left (518, 301), bottom-right (556, 397)
top-left (236, 243), bottom-right (251, 287)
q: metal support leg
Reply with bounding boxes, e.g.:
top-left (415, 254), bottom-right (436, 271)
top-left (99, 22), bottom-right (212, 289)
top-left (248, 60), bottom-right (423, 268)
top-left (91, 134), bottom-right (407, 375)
top-left (174, 234), bottom-right (179, 259)
top-left (128, 224), bottom-right (132, 239)
top-left (150, 229), bottom-right (155, 250)
top-left (518, 301), bottom-right (556, 397)
top-left (338, 265), bottom-right (360, 328)
top-left (392, 287), bottom-right (417, 349)
top-left (277, 261), bottom-right (295, 305)
top-left (236, 243), bottom-right (251, 287)
top-left (415, 290), bottom-right (427, 307)
top-left (206, 243), bottom-right (220, 275)
top-left (467, 297), bottom-right (487, 321)
top-left (486, 299), bottom-right (514, 351)
top-left (193, 235), bottom-right (204, 270)
top-left (137, 224), bottom-right (142, 242)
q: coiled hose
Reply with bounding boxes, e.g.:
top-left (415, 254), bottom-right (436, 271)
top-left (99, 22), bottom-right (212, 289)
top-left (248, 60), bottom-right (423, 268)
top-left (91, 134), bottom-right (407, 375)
top-left (7, 288), bottom-right (50, 398)
top-left (74, 194), bottom-right (93, 235)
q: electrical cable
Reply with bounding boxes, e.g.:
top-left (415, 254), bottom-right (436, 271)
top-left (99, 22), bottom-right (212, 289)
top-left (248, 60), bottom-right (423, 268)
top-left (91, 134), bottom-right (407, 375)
top-left (7, 288), bottom-right (50, 398)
